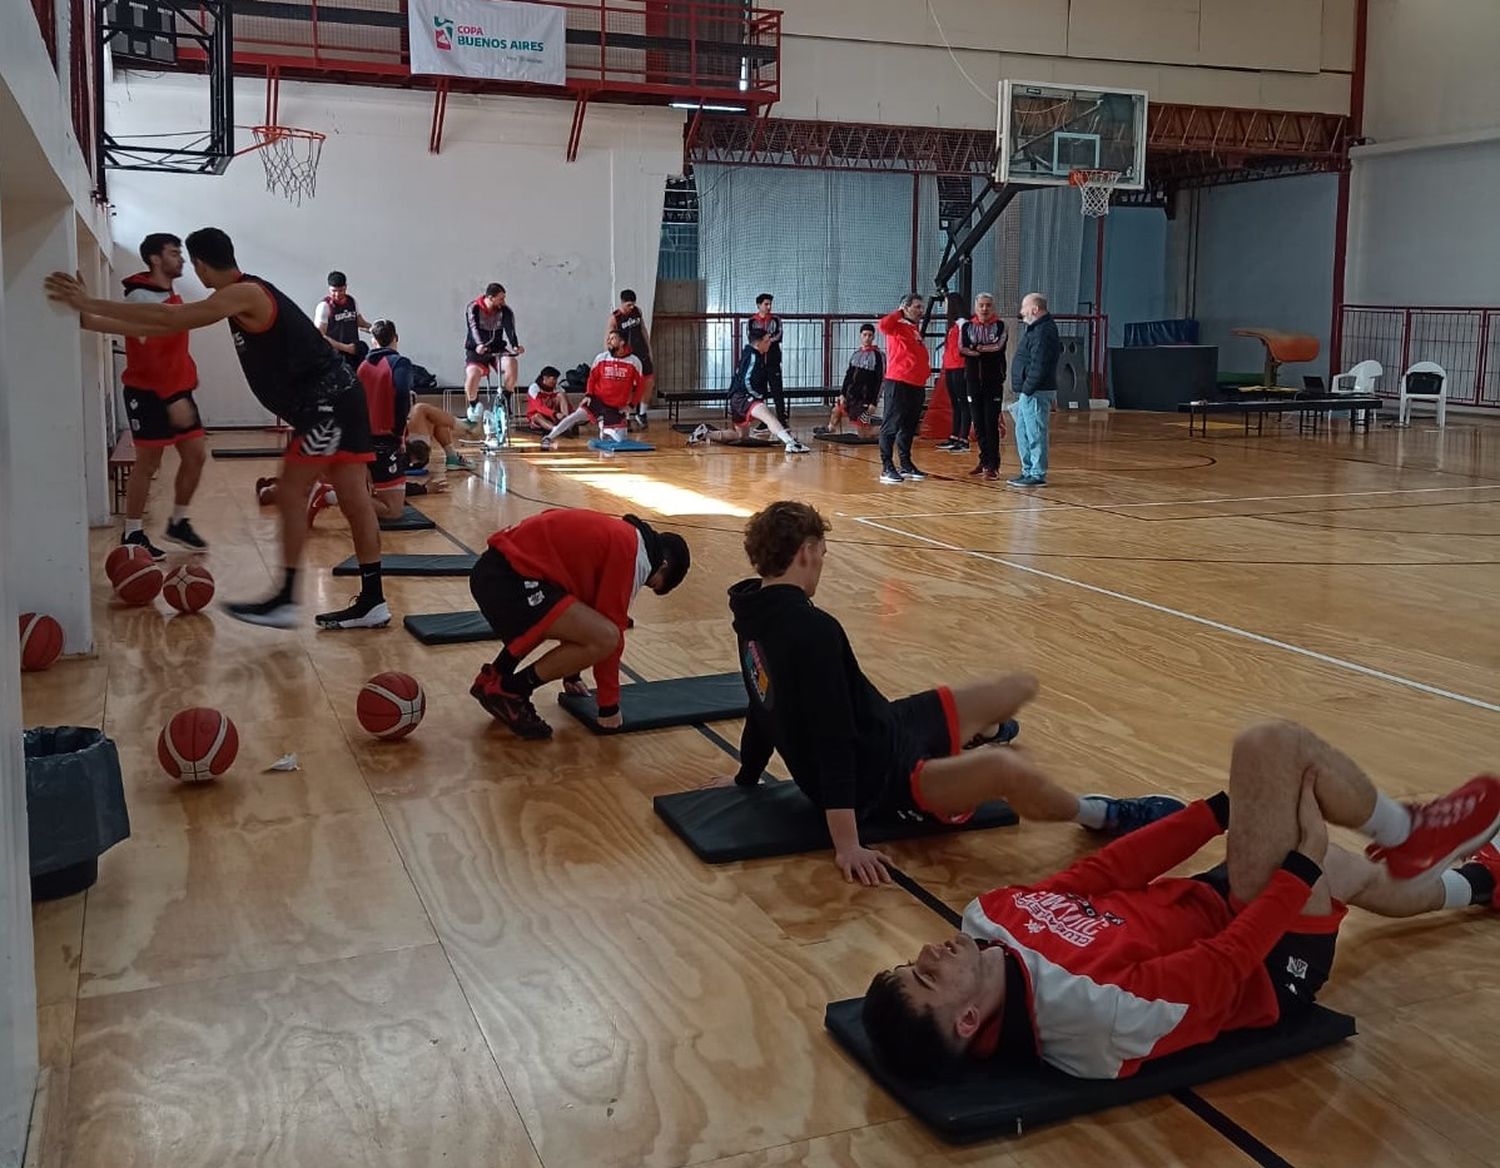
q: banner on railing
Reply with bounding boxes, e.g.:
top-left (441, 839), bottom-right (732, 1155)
top-left (408, 0), bottom-right (565, 85)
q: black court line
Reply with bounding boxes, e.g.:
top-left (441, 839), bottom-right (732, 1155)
top-left (430, 520), bottom-right (478, 556)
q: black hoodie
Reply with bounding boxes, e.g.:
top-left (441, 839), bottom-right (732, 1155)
top-left (728, 578), bottom-right (902, 812)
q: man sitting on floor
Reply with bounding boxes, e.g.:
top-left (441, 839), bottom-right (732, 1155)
top-left (469, 508), bottom-right (691, 739)
top-left (525, 366), bottom-right (568, 433)
top-left (862, 721), bottom-right (1500, 1080)
top-left (703, 501), bottom-right (1183, 885)
top-left (818, 323), bottom-right (883, 438)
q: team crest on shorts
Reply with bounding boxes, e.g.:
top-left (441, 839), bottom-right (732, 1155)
top-left (743, 641), bottom-right (772, 708)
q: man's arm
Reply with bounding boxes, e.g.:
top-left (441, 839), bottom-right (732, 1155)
top-left (1042, 795), bottom-right (1227, 897)
top-left (876, 310), bottom-right (904, 336)
top-left (79, 313), bottom-right (180, 338)
top-left (734, 706), bottom-right (774, 786)
top-left (465, 301), bottom-right (487, 350)
top-left (48, 273), bottom-right (259, 331)
top-left (356, 312), bottom-right (373, 331)
top-left (392, 356), bottom-right (413, 433)
top-left (958, 324), bottom-right (980, 358)
top-left (502, 310), bottom-right (519, 351)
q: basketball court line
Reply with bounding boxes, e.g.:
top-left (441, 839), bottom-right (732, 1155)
top-left (854, 517), bottom-right (1500, 715)
top-left (843, 483), bottom-right (1500, 522)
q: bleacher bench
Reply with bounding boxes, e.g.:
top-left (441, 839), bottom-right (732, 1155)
top-left (1178, 396), bottom-right (1383, 438)
top-left (107, 434), bottom-right (136, 514)
top-left (661, 386), bottom-right (838, 424)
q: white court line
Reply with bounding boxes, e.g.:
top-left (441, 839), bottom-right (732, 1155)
top-left (844, 483), bottom-right (1500, 522)
top-left (856, 517), bottom-right (1500, 715)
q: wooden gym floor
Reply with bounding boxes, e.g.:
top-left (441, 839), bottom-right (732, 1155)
top-left (22, 409), bottom-right (1500, 1168)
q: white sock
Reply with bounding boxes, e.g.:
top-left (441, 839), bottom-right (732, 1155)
top-left (1441, 869), bottom-right (1473, 910)
top-left (325, 490), bottom-right (338, 505)
top-left (1359, 793), bottom-right (1412, 847)
top-left (124, 518), bottom-right (143, 536)
top-left (1074, 797), bottom-right (1110, 830)
top-left (171, 505), bottom-right (188, 522)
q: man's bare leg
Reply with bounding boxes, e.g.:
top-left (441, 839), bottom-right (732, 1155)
top-left (122, 443), bottom-right (164, 535)
top-left (369, 484), bottom-right (406, 522)
top-left (173, 436), bottom-right (206, 507)
top-left (948, 674), bottom-right (1036, 744)
top-left (463, 363), bottom-right (485, 409)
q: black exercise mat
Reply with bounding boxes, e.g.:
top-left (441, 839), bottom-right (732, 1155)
top-left (825, 996), bottom-right (1355, 1143)
top-left (815, 432), bottom-right (880, 445)
top-left (379, 505), bottom-right (436, 531)
top-left (334, 554), bottom-right (476, 577)
top-left (403, 610), bottom-right (495, 644)
top-left (558, 672), bottom-right (746, 733)
top-left (654, 780), bottom-right (1019, 863)
top-left (210, 446), bottom-right (285, 459)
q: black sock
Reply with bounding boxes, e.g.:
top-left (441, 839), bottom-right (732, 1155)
top-left (509, 665), bottom-right (543, 698)
top-left (492, 648), bottom-right (522, 675)
top-left (273, 567), bottom-right (297, 605)
top-left (358, 562), bottom-right (384, 603)
top-left (1458, 861), bottom-right (1495, 906)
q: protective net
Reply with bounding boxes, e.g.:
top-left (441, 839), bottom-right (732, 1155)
top-left (1068, 169), bottom-right (1121, 218)
top-left (251, 125), bottom-right (325, 205)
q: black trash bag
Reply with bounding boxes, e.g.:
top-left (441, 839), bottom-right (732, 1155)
top-left (24, 726), bottom-right (130, 901)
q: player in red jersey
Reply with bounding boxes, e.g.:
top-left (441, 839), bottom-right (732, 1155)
top-left (539, 329), bottom-right (641, 449)
top-left (863, 720), bottom-right (1500, 1081)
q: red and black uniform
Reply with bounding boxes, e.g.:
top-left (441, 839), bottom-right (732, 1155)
top-left (464, 298), bottom-right (518, 370)
top-left (120, 273), bottom-right (204, 447)
top-left (226, 274), bottom-right (373, 464)
top-left (321, 292), bottom-right (365, 368)
top-left (727, 579), bottom-right (964, 820)
top-left (963, 316), bottom-right (1009, 473)
top-left (526, 381), bottom-right (563, 429)
top-left (357, 346), bottom-right (413, 487)
top-left (469, 510), bottom-right (649, 710)
top-left (877, 309), bottom-right (931, 474)
top-left (611, 306), bottom-right (653, 377)
top-left (942, 321), bottom-right (970, 441)
top-left (963, 794), bottom-right (1342, 1080)
top-left (582, 350), bottom-right (643, 429)
top-left (728, 343), bottom-right (771, 426)
top-left (746, 311), bottom-right (786, 424)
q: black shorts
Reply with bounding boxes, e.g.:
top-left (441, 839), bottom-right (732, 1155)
top-left (864, 687), bottom-right (965, 823)
top-left (1193, 864), bottom-right (1340, 1019)
top-left (469, 547), bottom-right (575, 656)
top-left (841, 389), bottom-right (877, 423)
top-left (286, 364), bottom-right (374, 464)
top-left (636, 353), bottom-right (655, 378)
top-left (370, 439), bottom-right (406, 488)
top-left (581, 395), bottom-right (627, 428)
top-left (123, 387), bottom-right (204, 447)
top-left (728, 388), bottom-right (768, 426)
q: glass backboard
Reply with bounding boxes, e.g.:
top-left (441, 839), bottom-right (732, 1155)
top-left (997, 80), bottom-right (1148, 190)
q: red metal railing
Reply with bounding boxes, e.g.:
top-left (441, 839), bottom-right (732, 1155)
top-left (218, 0), bottom-right (779, 106)
top-left (653, 311), bottom-right (1106, 397)
top-left (32, 0), bottom-right (57, 65)
top-left (1339, 305), bottom-right (1500, 408)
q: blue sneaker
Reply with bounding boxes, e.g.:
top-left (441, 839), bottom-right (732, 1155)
top-left (964, 719), bottom-right (1020, 750)
top-left (1084, 794), bottom-right (1188, 836)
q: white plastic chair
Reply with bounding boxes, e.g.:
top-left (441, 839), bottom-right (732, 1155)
top-left (1331, 359), bottom-right (1382, 396)
top-left (1398, 361), bottom-right (1448, 428)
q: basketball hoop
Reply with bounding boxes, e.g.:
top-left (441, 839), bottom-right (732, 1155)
top-left (248, 125), bottom-right (324, 205)
top-left (1069, 168), bottom-right (1120, 218)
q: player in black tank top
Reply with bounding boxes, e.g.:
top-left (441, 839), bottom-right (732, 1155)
top-left (612, 289), bottom-right (655, 427)
top-left (45, 228), bottom-right (389, 633)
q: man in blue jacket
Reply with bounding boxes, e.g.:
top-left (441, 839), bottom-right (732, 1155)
top-left (1009, 293), bottom-right (1062, 486)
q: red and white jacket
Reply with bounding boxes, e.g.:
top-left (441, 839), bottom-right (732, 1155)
top-left (486, 509), bottom-right (646, 708)
top-left (586, 350), bottom-right (644, 409)
top-left (120, 273), bottom-right (197, 395)
top-left (963, 797), bottom-right (1340, 1079)
top-left (878, 309), bottom-right (930, 387)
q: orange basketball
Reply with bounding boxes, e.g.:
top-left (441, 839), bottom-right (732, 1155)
top-left (105, 543), bottom-right (154, 586)
top-left (157, 707), bottom-right (238, 782)
top-left (18, 613), bottom-right (63, 671)
top-left (163, 564), bottom-right (215, 613)
top-left (356, 671), bottom-right (426, 740)
top-left (112, 559), bottom-right (164, 606)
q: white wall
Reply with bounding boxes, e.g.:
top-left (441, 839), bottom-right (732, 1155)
top-left (1192, 173), bottom-right (1339, 378)
top-left (105, 75), bottom-right (684, 425)
top-left (775, 0), bottom-right (1354, 129)
top-left (1345, 1), bottom-right (1500, 309)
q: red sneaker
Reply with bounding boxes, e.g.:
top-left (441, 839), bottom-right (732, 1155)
top-left (469, 665), bottom-right (553, 740)
top-left (306, 482), bottom-right (335, 529)
top-left (1464, 840), bottom-right (1500, 909)
top-left (1368, 775), bottom-right (1500, 881)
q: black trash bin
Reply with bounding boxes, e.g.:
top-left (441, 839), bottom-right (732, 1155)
top-left (24, 726), bottom-right (130, 901)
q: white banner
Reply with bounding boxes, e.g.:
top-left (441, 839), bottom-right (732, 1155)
top-left (409, 0), bottom-right (567, 86)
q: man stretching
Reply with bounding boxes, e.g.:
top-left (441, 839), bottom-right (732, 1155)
top-left (540, 329), bottom-right (641, 450)
top-left (355, 319), bottom-right (412, 522)
top-left (878, 295), bottom-right (931, 485)
top-left (611, 290), bottom-right (654, 429)
top-left (469, 508), bottom-right (691, 739)
top-left (463, 282), bottom-right (522, 423)
top-left (708, 501), bottom-right (1182, 885)
top-left (314, 270), bottom-right (372, 371)
top-left (819, 324), bottom-right (883, 438)
top-left (77, 232), bottom-right (209, 556)
top-left (863, 721), bottom-right (1500, 1080)
top-left (689, 335), bottom-right (810, 453)
top-left (46, 227), bottom-right (387, 629)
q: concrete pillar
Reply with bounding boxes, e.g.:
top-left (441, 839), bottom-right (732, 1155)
top-left (2, 198), bottom-right (93, 654)
top-left (0, 197), bottom-right (40, 1168)
top-left (78, 218), bottom-right (110, 526)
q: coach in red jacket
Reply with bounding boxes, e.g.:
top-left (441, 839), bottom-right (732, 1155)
top-left (876, 294), bottom-right (931, 486)
top-left (862, 720), bottom-right (1500, 1080)
top-left (469, 508), bottom-right (691, 739)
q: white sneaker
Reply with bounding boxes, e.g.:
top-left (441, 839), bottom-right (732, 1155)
top-left (315, 597), bottom-right (392, 630)
top-left (688, 423), bottom-right (710, 446)
top-left (783, 440), bottom-right (811, 454)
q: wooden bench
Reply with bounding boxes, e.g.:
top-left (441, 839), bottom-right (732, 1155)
top-left (661, 386), bottom-right (838, 424)
top-left (1178, 396), bottom-right (1383, 438)
top-left (107, 434), bottom-right (136, 514)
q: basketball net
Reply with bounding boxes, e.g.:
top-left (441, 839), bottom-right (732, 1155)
top-left (251, 125), bottom-right (325, 206)
top-left (1068, 169), bottom-right (1121, 218)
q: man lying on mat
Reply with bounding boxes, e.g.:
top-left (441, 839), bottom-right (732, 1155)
top-left (469, 508), bottom-right (691, 739)
top-left (863, 721), bottom-right (1500, 1080)
top-left (704, 501), bottom-right (1183, 885)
